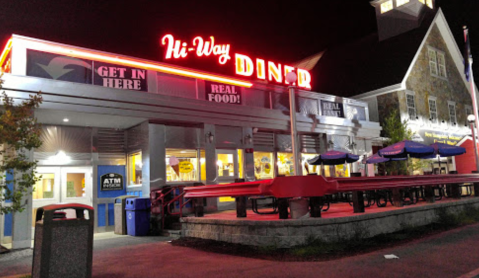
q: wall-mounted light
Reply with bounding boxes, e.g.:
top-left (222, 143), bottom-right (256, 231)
top-left (206, 131), bottom-right (214, 143)
top-left (63, 118), bottom-right (69, 123)
top-left (245, 134), bottom-right (253, 144)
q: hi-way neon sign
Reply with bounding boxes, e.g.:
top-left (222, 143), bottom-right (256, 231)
top-left (161, 34), bottom-right (312, 89)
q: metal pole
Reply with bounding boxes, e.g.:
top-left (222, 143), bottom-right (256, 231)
top-left (289, 85), bottom-right (301, 176)
top-left (465, 26), bottom-right (479, 172)
top-left (470, 122), bottom-right (479, 172)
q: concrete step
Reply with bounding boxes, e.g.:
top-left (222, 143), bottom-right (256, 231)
top-left (161, 229), bottom-right (181, 238)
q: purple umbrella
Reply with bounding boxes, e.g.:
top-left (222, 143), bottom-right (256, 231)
top-left (308, 150), bottom-right (360, 165)
top-left (366, 153), bottom-right (407, 164)
top-left (378, 140), bottom-right (434, 159)
top-left (419, 142), bottom-right (466, 173)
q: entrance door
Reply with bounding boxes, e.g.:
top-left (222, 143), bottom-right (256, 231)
top-left (216, 149), bottom-right (238, 184)
top-left (32, 167), bottom-right (92, 227)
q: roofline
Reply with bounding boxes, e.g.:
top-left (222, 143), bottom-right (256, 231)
top-left (352, 83), bottom-right (404, 100)
top-left (401, 8), bottom-right (478, 94)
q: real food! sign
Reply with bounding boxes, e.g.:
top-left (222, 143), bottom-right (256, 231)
top-left (205, 81), bottom-right (241, 105)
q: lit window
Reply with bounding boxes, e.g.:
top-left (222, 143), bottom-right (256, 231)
top-left (426, 0), bottom-right (433, 8)
top-left (406, 93), bottom-right (417, 120)
top-left (33, 173), bottom-right (55, 199)
top-left (418, 0), bottom-right (425, 3)
top-left (428, 48), bottom-right (438, 76)
top-left (381, 0), bottom-right (393, 13)
top-left (437, 52), bottom-right (447, 78)
top-left (166, 149), bottom-right (198, 182)
top-left (396, 0), bottom-right (409, 7)
top-left (428, 98), bottom-right (437, 124)
top-left (448, 102), bottom-right (456, 125)
top-left (277, 152), bottom-right (294, 176)
top-left (301, 153), bottom-right (320, 176)
top-left (254, 151), bottom-right (274, 180)
top-left (128, 152), bottom-right (142, 186)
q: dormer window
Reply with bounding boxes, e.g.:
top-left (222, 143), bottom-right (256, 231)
top-left (396, 0), bottom-right (410, 7)
top-left (381, 0), bottom-right (393, 13)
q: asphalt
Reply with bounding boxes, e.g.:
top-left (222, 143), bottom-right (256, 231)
top-left (2, 224), bottom-right (479, 278)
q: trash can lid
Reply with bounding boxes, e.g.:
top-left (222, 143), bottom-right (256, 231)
top-left (114, 195), bottom-right (138, 203)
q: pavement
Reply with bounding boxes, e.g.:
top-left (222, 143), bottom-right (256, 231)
top-left (2, 224), bottom-right (479, 278)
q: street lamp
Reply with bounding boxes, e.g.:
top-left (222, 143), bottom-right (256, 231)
top-left (467, 114), bottom-right (479, 172)
top-left (286, 72), bottom-right (301, 176)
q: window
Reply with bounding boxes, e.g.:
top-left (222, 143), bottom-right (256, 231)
top-left (418, 0), bottom-right (424, 3)
top-left (428, 48), bottom-right (438, 76)
top-left (396, 0), bottom-right (409, 7)
top-left (448, 102), bottom-right (456, 125)
top-left (426, 0), bottom-right (433, 8)
top-left (166, 149), bottom-right (198, 182)
top-left (406, 93), bottom-right (416, 120)
top-left (277, 152), bottom-right (294, 176)
top-left (437, 52), bottom-right (447, 78)
top-left (254, 151), bottom-right (274, 180)
top-left (128, 152), bottom-right (142, 186)
top-left (428, 47), bottom-right (447, 78)
top-left (33, 173), bottom-right (55, 199)
top-left (381, 0), bottom-right (393, 13)
top-left (428, 97), bottom-right (437, 123)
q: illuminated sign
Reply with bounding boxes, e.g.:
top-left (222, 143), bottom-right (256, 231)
top-left (161, 34), bottom-right (312, 89)
top-left (205, 81), bottom-right (241, 105)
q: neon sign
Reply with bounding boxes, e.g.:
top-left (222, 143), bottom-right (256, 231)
top-left (161, 34), bottom-right (312, 89)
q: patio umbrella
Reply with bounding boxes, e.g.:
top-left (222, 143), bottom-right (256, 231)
top-left (308, 151), bottom-right (359, 177)
top-left (366, 153), bottom-right (407, 164)
top-left (419, 142), bottom-right (466, 173)
top-left (308, 150), bottom-right (360, 165)
top-left (378, 140), bottom-right (434, 159)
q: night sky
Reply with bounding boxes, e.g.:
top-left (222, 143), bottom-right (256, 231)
top-left (0, 0), bottom-right (478, 87)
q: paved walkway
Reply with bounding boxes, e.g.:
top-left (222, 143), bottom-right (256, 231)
top-left (1, 224), bottom-right (479, 278)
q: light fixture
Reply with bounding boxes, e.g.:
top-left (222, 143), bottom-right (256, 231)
top-left (468, 114), bottom-right (476, 123)
top-left (48, 150), bottom-right (71, 164)
top-left (63, 118), bottom-right (69, 122)
top-left (206, 131), bottom-right (214, 143)
top-left (245, 134), bottom-right (253, 144)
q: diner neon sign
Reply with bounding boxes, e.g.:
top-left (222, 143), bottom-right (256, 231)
top-left (161, 34), bottom-right (312, 89)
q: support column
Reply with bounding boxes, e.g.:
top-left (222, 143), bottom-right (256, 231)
top-left (12, 149), bottom-right (33, 249)
top-left (277, 198), bottom-right (289, 219)
top-left (391, 189), bottom-right (404, 207)
top-left (309, 197), bottom-right (322, 218)
top-left (424, 186), bottom-right (435, 203)
top-left (204, 124), bottom-right (217, 211)
top-left (148, 124), bottom-right (166, 193)
top-left (352, 191), bottom-right (365, 213)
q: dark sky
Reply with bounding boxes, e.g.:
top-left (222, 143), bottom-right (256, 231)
top-left (0, 0), bottom-right (478, 83)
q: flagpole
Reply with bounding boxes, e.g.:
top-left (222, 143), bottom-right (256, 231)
top-left (464, 26), bottom-right (479, 172)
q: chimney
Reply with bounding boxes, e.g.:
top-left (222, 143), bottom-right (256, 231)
top-left (370, 0), bottom-right (436, 41)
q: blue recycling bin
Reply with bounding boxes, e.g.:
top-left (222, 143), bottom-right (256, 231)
top-left (125, 198), bottom-right (151, 236)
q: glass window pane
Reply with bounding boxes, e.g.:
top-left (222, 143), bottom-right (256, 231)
top-left (277, 152), bottom-right (294, 176)
top-left (66, 173), bottom-right (85, 198)
top-left (167, 149), bottom-right (198, 182)
top-left (302, 153), bottom-right (320, 176)
top-left (128, 152), bottom-right (142, 186)
top-left (381, 0), bottom-right (393, 13)
top-left (217, 153), bottom-right (234, 177)
top-left (200, 150), bottom-right (206, 183)
top-left (396, 0), bottom-right (409, 7)
top-left (237, 149), bottom-right (244, 179)
top-left (33, 173), bottom-right (55, 199)
top-left (254, 151), bottom-right (274, 180)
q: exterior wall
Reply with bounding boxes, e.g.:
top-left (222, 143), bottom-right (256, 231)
top-left (456, 138), bottom-right (479, 174)
top-left (181, 198), bottom-right (479, 248)
top-left (406, 24), bottom-right (471, 129)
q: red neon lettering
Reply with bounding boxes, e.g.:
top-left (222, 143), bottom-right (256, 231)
top-left (161, 34), bottom-right (187, 59)
top-left (297, 69), bottom-right (312, 89)
top-left (268, 61), bottom-right (282, 83)
top-left (235, 54), bottom-right (253, 76)
top-left (192, 36), bottom-right (231, 64)
top-left (256, 59), bottom-right (265, 80)
top-left (283, 65), bottom-right (295, 85)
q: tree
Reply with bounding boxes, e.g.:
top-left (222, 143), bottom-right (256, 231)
top-left (382, 109), bottom-right (411, 175)
top-left (0, 76), bottom-right (43, 214)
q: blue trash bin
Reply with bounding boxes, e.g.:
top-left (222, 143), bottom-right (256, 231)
top-left (125, 198), bottom-right (151, 236)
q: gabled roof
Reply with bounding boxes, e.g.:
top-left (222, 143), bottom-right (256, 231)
top-left (311, 8), bottom-right (446, 97)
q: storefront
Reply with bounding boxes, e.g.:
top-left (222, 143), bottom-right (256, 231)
top-left (0, 34), bottom-right (381, 245)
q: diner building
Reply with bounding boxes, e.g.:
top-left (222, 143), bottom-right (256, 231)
top-left (0, 34), bottom-right (381, 248)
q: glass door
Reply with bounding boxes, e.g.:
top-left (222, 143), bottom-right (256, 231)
top-left (216, 149), bottom-right (238, 184)
top-left (32, 167), bottom-right (92, 227)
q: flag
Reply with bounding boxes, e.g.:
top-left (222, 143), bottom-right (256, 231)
top-left (464, 26), bottom-right (472, 82)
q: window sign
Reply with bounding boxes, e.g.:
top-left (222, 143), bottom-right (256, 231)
top-left (100, 173), bottom-right (124, 191)
top-left (94, 61), bottom-right (148, 91)
top-left (205, 81), bottom-right (242, 104)
top-left (321, 100), bottom-right (344, 117)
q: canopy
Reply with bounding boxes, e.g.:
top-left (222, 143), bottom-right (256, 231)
top-left (308, 150), bottom-right (360, 166)
top-left (378, 140), bottom-right (434, 159)
top-left (366, 153), bottom-right (407, 164)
